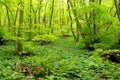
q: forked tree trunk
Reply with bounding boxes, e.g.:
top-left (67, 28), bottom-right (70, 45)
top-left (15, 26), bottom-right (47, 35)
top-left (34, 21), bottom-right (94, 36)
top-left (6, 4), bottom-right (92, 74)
top-left (67, 0), bottom-right (76, 40)
top-left (68, 0), bottom-right (82, 42)
top-left (114, 0), bottom-right (120, 21)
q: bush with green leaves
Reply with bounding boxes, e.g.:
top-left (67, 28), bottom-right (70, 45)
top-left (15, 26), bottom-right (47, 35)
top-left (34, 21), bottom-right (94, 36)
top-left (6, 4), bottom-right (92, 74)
top-left (79, 3), bottom-right (120, 50)
top-left (32, 34), bottom-right (57, 45)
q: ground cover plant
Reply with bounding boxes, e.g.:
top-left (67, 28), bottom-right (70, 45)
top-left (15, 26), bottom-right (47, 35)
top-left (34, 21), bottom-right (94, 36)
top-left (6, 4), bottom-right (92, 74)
top-left (0, 38), bottom-right (120, 80)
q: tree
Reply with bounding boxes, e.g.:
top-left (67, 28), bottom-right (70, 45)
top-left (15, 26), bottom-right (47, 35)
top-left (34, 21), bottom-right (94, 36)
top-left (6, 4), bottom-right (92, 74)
top-left (49, 0), bottom-right (54, 33)
top-left (114, 0), bottom-right (120, 45)
top-left (17, 0), bottom-right (24, 54)
top-left (67, 0), bottom-right (82, 42)
top-left (43, 1), bottom-right (48, 28)
top-left (114, 0), bottom-right (120, 21)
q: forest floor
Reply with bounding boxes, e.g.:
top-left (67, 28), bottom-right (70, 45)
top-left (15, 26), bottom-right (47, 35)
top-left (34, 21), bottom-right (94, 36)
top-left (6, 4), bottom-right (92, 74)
top-left (0, 37), bottom-right (120, 80)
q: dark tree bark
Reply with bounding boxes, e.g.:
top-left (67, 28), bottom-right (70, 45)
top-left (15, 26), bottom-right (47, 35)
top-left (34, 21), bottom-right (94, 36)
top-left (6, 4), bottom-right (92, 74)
top-left (33, 9), bottom-right (37, 29)
top-left (43, 2), bottom-right (48, 28)
top-left (114, 0), bottom-right (120, 44)
top-left (59, 0), bottom-right (62, 35)
top-left (67, 0), bottom-right (76, 40)
top-left (6, 6), bottom-right (11, 32)
top-left (69, 0), bottom-right (82, 42)
top-left (17, 0), bottom-right (24, 54)
top-left (38, 0), bottom-right (43, 24)
top-left (114, 0), bottom-right (120, 21)
top-left (0, 14), bottom-right (1, 26)
top-left (28, 0), bottom-right (33, 40)
top-left (13, 4), bottom-right (19, 51)
top-left (49, 0), bottom-right (54, 33)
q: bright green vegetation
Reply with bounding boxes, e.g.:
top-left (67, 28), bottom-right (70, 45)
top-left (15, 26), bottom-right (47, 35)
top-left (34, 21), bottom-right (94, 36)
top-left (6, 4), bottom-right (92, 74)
top-left (0, 0), bottom-right (120, 80)
top-left (0, 37), bottom-right (120, 80)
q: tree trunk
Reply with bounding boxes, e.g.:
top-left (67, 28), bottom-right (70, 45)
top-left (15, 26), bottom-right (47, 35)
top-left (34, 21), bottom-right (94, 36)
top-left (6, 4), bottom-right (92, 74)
top-left (114, 0), bottom-right (120, 21)
top-left (38, 0), bottom-right (43, 24)
top-left (33, 9), bottom-right (37, 29)
top-left (59, 0), bottom-right (62, 35)
top-left (0, 14), bottom-right (1, 26)
top-left (114, 0), bottom-right (120, 44)
top-left (43, 1), bottom-right (48, 28)
top-left (69, 0), bottom-right (82, 42)
top-left (49, 0), bottom-right (54, 33)
top-left (13, 6), bottom-right (19, 51)
top-left (6, 6), bottom-right (11, 32)
top-left (17, 0), bottom-right (24, 54)
top-left (67, 0), bottom-right (76, 40)
top-left (27, 0), bottom-right (34, 40)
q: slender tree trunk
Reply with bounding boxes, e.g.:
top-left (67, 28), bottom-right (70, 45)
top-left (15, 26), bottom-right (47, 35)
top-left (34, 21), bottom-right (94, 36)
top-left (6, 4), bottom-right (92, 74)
top-left (89, 0), bottom-right (97, 35)
top-left (114, 0), bottom-right (120, 21)
top-left (33, 10), bottom-right (37, 29)
top-left (0, 6), bottom-right (2, 27)
top-left (67, 0), bottom-right (76, 40)
top-left (6, 6), bottom-right (11, 32)
top-left (37, 0), bottom-right (42, 35)
top-left (114, 0), bottom-right (120, 44)
top-left (69, 0), bottom-right (81, 42)
top-left (38, 0), bottom-right (43, 24)
top-left (13, 6), bottom-right (19, 51)
top-left (28, 0), bottom-right (33, 40)
top-left (0, 15), bottom-right (1, 26)
top-left (17, 0), bottom-right (24, 54)
top-left (49, 0), bottom-right (54, 33)
top-left (99, 0), bottom-right (102, 5)
top-left (93, 10), bottom-right (97, 35)
top-left (43, 2), bottom-right (48, 28)
top-left (59, 0), bottom-right (62, 35)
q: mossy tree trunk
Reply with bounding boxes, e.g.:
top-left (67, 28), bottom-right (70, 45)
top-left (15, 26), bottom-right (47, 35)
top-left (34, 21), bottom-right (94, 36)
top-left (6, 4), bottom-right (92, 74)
top-left (17, 0), bottom-right (24, 54)
top-left (43, 1), bottom-right (48, 28)
top-left (67, 0), bottom-right (76, 40)
top-left (114, 0), bottom-right (120, 21)
top-left (67, 0), bottom-right (82, 42)
top-left (114, 0), bottom-right (120, 44)
top-left (49, 0), bottom-right (54, 33)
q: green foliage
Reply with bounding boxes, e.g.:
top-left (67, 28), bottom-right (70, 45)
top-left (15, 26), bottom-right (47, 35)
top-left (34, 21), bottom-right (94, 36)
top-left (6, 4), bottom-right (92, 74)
top-left (1, 38), bottom-right (120, 79)
top-left (21, 41), bottom-right (35, 55)
top-left (32, 34), bottom-right (57, 45)
top-left (0, 0), bottom-right (120, 79)
top-left (0, 45), bottom-right (24, 79)
top-left (102, 49), bottom-right (120, 55)
top-left (79, 2), bottom-right (120, 49)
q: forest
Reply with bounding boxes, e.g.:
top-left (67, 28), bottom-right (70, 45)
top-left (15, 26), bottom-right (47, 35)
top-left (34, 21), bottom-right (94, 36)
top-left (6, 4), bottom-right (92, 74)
top-left (0, 0), bottom-right (120, 80)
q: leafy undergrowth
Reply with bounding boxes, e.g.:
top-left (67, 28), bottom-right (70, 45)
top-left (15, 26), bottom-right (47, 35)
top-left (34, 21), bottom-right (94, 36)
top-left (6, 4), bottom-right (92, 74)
top-left (0, 37), bottom-right (120, 80)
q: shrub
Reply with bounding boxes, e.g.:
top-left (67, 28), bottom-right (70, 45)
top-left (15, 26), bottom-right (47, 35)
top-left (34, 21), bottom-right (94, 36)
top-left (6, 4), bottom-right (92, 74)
top-left (32, 34), bottom-right (57, 45)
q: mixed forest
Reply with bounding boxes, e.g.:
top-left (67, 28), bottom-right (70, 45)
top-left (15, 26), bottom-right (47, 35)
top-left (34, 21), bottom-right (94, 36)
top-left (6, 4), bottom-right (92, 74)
top-left (0, 0), bottom-right (120, 79)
